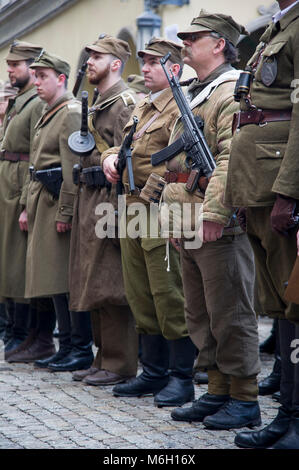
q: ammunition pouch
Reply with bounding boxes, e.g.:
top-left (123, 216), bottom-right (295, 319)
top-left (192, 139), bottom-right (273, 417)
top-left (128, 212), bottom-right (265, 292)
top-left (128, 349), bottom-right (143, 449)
top-left (29, 165), bottom-right (62, 199)
top-left (139, 173), bottom-right (166, 204)
top-left (73, 164), bottom-right (107, 190)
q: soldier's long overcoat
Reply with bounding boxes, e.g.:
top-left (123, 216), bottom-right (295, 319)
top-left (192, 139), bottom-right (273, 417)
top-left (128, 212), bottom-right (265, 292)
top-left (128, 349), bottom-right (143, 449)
top-left (0, 85), bottom-right (43, 300)
top-left (25, 91), bottom-right (80, 298)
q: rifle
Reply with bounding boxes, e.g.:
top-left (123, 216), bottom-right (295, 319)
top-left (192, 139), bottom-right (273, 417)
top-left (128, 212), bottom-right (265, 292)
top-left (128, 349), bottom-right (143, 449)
top-left (151, 52), bottom-right (216, 192)
top-left (116, 115), bottom-right (139, 195)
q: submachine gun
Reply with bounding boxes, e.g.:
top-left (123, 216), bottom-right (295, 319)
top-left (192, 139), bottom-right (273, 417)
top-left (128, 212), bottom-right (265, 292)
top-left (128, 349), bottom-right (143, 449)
top-left (151, 52), bottom-right (216, 192)
top-left (116, 115), bottom-right (139, 196)
top-left (68, 90), bottom-right (95, 157)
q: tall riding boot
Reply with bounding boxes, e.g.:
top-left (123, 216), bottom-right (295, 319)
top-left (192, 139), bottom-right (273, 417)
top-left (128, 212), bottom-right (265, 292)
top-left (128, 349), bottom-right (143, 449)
top-left (259, 322), bottom-right (281, 395)
top-left (235, 318), bottom-right (293, 448)
top-left (6, 304), bottom-right (39, 362)
top-left (154, 336), bottom-right (196, 407)
top-left (48, 311), bottom-right (93, 372)
top-left (0, 303), bottom-right (7, 340)
top-left (2, 300), bottom-right (14, 345)
top-left (259, 318), bottom-right (278, 354)
top-left (4, 302), bottom-right (29, 358)
top-left (10, 299), bottom-right (56, 363)
top-left (35, 294), bottom-right (70, 368)
top-left (113, 334), bottom-right (169, 397)
top-left (270, 322), bottom-right (299, 449)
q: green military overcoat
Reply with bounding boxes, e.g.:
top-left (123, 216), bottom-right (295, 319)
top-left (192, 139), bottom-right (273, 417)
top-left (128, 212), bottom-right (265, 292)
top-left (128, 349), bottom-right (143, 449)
top-left (25, 91), bottom-right (81, 298)
top-left (0, 84), bottom-right (43, 300)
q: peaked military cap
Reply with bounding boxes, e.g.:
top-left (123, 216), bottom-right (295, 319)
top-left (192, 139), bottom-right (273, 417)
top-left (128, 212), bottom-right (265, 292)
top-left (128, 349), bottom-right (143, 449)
top-left (6, 40), bottom-right (43, 61)
top-left (177, 9), bottom-right (248, 46)
top-left (138, 37), bottom-right (183, 66)
top-left (30, 50), bottom-right (70, 78)
top-left (85, 34), bottom-right (131, 63)
top-left (127, 74), bottom-right (149, 94)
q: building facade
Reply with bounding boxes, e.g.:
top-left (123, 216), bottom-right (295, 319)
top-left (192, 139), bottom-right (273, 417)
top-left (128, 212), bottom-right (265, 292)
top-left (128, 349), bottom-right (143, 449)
top-left (0, 0), bottom-right (277, 91)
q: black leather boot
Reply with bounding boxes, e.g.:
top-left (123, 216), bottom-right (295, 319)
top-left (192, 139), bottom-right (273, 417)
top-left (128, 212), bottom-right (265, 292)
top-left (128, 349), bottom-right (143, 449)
top-left (193, 371), bottom-right (208, 384)
top-left (258, 356), bottom-right (281, 395)
top-left (154, 336), bottom-right (196, 407)
top-left (269, 412), bottom-right (299, 449)
top-left (203, 398), bottom-right (261, 430)
top-left (35, 294), bottom-right (71, 368)
top-left (259, 318), bottom-right (277, 354)
top-left (4, 302), bottom-right (30, 358)
top-left (234, 406), bottom-right (292, 448)
top-left (0, 303), bottom-right (7, 340)
top-left (48, 311), bottom-right (93, 372)
top-left (113, 334), bottom-right (169, 397)
top-left (2, 299), bottom-right (14, 345)
top-left (171, 393), bottom-right (230, 422)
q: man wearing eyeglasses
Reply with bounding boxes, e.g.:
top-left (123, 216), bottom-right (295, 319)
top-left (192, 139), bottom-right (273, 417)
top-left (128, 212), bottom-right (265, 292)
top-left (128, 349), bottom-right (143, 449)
top-left (161, 10), bottom-right (261, 430)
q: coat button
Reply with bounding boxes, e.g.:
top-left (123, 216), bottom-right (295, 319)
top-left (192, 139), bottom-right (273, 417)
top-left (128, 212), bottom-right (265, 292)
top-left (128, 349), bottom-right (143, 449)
top-left (276, 151), bottom-right (281, 156)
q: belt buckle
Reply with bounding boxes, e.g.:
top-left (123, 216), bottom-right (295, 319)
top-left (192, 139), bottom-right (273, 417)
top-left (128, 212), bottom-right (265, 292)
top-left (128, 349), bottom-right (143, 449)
top-left (258, 109), bottom-right (267, 127)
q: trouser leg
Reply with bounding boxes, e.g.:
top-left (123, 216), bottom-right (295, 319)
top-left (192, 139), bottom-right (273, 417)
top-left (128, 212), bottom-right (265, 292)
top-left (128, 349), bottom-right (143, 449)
top-left (98, 304), bottom-right (138, 377)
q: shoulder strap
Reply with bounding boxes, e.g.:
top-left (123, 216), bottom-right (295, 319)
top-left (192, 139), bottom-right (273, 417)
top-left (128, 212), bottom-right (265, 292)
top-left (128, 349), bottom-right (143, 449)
top-left (37, 99), bottom-right (73, 128)
top-left (88, 115), bottom-right (110, 154)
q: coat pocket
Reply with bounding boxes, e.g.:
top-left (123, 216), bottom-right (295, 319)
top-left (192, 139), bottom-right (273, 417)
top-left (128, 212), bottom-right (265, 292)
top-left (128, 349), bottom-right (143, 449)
top-left (255, 141), bottom-right (286, 203)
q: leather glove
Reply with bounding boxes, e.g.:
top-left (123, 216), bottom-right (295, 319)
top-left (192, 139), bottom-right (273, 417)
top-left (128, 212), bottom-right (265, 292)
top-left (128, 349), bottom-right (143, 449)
top-left (236, 207), bottom-right (247, 232)
top-left (270, 194), bottom-right (298, 236)
top-left (202, 221), bottom-right (224, 243)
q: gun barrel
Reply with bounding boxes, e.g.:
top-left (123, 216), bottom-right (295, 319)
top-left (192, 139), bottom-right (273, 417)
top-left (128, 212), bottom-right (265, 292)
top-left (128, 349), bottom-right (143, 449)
top-left (81, 91), bottom-right (89, 137)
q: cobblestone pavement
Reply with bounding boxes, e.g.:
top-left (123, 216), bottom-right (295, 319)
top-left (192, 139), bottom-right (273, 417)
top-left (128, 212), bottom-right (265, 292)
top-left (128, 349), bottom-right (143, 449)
top-left (0, 317), bottom-right (278, 450)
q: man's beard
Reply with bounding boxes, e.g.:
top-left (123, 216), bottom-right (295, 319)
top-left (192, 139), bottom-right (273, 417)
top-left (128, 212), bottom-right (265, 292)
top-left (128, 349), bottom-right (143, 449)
top-left (87, 63), bottom-right (110, 85)
top-left (11, 74), bottom-right (30, 89)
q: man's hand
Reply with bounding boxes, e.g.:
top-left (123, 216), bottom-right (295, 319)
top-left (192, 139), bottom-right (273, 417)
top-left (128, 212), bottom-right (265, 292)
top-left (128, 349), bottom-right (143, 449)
top-left (19, 209), bottom-right (28, 232)
top-left (202, 220), bottom-right (224, 243)
top-left (56, 222), bottom-right (72, 233)
top-left (170, 238), bottom-right (181, 252)
top-left (270, 194), bottom-right (298, 236)
top-left (102, 154), bottom-right (120, 183)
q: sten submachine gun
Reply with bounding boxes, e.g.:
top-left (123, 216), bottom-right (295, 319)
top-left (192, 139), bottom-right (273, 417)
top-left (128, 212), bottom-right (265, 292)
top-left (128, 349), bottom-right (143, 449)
top-left (151, 52), bottom-right (216, 192)
top-left (116, 115), bottom-right (139, 196)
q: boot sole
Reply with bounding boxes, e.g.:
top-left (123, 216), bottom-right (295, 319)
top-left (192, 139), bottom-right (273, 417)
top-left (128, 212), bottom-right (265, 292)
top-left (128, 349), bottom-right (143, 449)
top-left (203, 417), bottom-right (262, 430)
top-left (113, 392), bottom-right (154, 398)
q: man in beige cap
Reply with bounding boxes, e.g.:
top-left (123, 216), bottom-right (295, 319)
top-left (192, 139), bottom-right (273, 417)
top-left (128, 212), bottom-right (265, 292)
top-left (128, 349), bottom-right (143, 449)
top-left (102, 37), bottom-right (196, 407)
top-left (69, 34), bottom-right (139, 385)
top-left (15, 50), bottom-right (93, 372)
top-left (159, 10), bottom-right (261, 428)
top-left (0, 40), bottom-right (57, 363)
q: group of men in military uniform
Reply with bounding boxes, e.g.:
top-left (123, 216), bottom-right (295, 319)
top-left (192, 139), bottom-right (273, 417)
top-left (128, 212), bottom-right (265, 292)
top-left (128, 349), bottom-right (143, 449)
top-left (0, 0), bottom-right (299, 449)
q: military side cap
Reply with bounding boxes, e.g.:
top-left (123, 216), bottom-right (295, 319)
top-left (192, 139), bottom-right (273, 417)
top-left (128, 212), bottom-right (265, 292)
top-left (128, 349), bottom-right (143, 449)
top-left (0, 80), bottom-right (17, 102)
top-left (30, 50), bottom-right (70, 78)
top-left (177, 9), bottom-right (248, 46)
top-left (6, 40), bottom-right (43, 61)
top-left (138, 37), bottom-right (183, 66)
top-left (85, 34), bottom-right (131, 63)
top-left (127, 74), bottom-right (149, 94)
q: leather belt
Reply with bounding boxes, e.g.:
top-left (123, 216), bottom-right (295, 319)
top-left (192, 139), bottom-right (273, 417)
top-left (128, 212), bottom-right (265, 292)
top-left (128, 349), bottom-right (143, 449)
top-left (164, 170), bottom-right (209, 192)
top-left (0, 151), bottom-right (29, 162)
top-left (233, 108), bottom-right (292, 133)
top-left (164, 171), bottom-right (189, 183)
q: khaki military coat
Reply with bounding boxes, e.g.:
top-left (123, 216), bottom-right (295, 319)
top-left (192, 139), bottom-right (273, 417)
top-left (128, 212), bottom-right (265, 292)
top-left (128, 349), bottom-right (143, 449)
top-left (25, 91), bottom-right (81, 298)
top-left (160, 66), bottom-right (242, 237)
top-left (225, 5), bottom-right (299, 207)
top-left (69, 80), bottom-right (136, 311)
top-left (102, 87), bottom-right (179, 204)
top-left (0, 85), bottom-right (43, 299)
